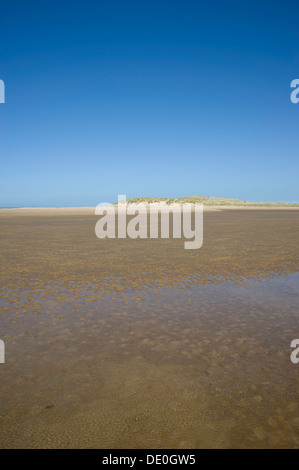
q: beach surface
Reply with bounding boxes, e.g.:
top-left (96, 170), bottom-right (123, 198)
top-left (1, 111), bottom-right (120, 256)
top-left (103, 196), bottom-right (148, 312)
top-left (1, 203), bottom-right (299, 216)
top-left (0, 207), bottom-right (299, 448)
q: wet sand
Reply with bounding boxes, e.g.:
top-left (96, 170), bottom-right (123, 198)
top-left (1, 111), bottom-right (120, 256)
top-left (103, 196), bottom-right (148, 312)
top-left (0, 208), bottom-right (299, 448)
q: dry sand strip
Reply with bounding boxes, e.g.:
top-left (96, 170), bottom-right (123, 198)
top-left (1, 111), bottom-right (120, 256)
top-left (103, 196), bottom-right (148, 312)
top-left (208, 205), bottom-right (299, 211)
top-left (1, 204), bottom-right (299, 217)
top-left (0, 207), bottom-right (96, 216)
top-left (0, 205), bottom-right (210, 216)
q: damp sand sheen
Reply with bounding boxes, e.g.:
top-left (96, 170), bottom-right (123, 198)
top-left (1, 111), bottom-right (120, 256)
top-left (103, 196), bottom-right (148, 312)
top-left (0, 206), bottom-right (299, 448)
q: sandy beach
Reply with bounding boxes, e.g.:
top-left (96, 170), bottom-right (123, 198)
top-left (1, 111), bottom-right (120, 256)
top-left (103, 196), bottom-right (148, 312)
top-left (1, 0), bottom-right (298, 454)
top-left (1, 204), bottom-right (299, 216)
top-left (0, 208), bottom-right (299, 448)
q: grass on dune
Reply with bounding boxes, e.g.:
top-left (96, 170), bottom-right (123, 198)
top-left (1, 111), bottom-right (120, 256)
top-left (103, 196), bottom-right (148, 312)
top-left (115, 196), bottom-right (299, 207)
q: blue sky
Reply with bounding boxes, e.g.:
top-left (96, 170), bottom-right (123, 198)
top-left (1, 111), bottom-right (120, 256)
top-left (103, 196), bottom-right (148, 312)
top-left (0, 0), bottom-right (298, 206)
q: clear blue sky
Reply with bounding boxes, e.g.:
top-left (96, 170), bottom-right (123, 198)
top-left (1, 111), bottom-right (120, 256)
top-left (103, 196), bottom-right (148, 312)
top-left (0, 0), bottom-right (298, 206)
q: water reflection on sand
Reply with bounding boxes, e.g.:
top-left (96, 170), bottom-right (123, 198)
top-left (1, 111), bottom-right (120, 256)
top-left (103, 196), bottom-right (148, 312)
top-left (0, 210), bottom-right (299, 448)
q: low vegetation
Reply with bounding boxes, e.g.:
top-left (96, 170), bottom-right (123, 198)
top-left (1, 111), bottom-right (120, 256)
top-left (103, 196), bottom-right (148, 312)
top-left (115, 196), bottom-right (299, 207)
